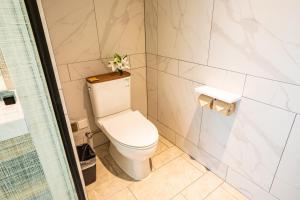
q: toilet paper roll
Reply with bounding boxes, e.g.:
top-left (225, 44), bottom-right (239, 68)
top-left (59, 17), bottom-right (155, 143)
top-left (198, 94), bottom-right (213, 109)
top-left (212, 99), bottom-right (236, 116)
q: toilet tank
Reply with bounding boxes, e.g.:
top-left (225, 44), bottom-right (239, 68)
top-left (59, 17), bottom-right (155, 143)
top-left (86, 72), bottom-right (131, 118)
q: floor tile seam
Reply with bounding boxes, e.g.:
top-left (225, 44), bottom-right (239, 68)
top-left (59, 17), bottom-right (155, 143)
top-left (159, 137), bottom-right (175, 148)
top-left (127, 186), bottom-right (139, 200)
top-left (202, 180), bottom-right (226, 200)
top-left (168, 173), bottom-right (206, 200)
top-left (151, 151), bottom-right (184, 171)
top-left (152, 142), bottom-right (173, 157)
top-left (220, 183), bottom-right (248, 200)
top-left (180, 155), bottom-right (208, 174)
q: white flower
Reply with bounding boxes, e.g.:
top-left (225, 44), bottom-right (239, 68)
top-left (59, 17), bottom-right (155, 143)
top-left (107, 53), bottom-right (129, 73)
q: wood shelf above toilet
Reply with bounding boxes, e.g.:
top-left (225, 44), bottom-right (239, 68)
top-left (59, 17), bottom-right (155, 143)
top-left (86, 71), bottom-right (131, 84)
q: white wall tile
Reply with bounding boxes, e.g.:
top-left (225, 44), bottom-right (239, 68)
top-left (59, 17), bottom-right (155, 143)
top-left (147, 68), bottom-right (158, 119)
top-left (199, 105), bottom-right (238, 161)
top-left (158, 72), bottom-right (202, 145)
top-left (157, 56), bottom-right (179, 76)
top-left (179, 61), bottom-right (245, 94)
top-left (270, 115), bottom-right (300, 200)
top-left (208, 0), bottom-right (300, 84)
top-left (61, 80), bottom-right (98, 132)
top-left (244, 76), bottom-right (300, 113)
top-left (131, 67), bottom-right (147, 116)
top-left (145, 0), bottom-right (158, 54)
top-left (158, 0), bottom-right (213, 64)
top-left (42, 0), bottom-right (100, 65)
top-left (199, 98), bottom-right (295, 190)
top-left (222, 98), bottom-right (294, 190)
top-left (57, 65), bottom-right (70, 83)
top-left (146, 54), bottom-right (158, 69)
top-left (95, 0), bottom-right (145, 58)
top-left (130, 54), bottom-right (146, 69)
top-left (68, 59), bottom-right (110, 81)
top-left (148, 116), bottom-right (176, 144)
top-left (226, 168), bottom-right (278, 200)
top-left (176, 134), bottom-right (228, 179)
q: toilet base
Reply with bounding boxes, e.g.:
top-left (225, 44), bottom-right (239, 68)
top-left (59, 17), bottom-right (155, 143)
top-left (109, 144), bottom-right (151, 180)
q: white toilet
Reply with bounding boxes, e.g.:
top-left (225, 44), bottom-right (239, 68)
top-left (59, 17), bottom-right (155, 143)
top-left (87, 72), bottom-right (159, 180)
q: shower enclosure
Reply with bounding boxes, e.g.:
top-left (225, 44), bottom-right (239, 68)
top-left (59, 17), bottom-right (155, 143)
top-left (0, 0), bottom-right (85, 199)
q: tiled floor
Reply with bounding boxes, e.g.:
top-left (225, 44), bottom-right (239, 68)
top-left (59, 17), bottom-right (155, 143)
top-left (86, 136), bottom-right (249, 200)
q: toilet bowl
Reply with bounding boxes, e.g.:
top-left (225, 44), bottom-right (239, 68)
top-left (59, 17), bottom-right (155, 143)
top-left (96, 109), bottom-right (159, 180)
top-left (87, 72), bottom-right (159, 180)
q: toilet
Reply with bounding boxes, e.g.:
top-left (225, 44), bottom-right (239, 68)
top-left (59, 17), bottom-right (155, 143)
top-left (86, 71), bottom-right (159, 180)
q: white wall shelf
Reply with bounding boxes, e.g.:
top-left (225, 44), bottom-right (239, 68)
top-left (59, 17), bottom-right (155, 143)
top-left (195, 86), bottom-right (241, 104)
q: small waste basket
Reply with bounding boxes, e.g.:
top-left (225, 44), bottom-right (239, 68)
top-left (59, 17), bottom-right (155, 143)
top-left (76, 143), bottom-right (96, 185)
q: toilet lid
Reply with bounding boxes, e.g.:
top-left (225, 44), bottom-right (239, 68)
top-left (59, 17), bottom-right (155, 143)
top-left (98, 111), bottom-right (159, 148)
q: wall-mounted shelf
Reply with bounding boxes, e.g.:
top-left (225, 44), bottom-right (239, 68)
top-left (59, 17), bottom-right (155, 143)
top-left (195, 86), bottom-right (241, 104)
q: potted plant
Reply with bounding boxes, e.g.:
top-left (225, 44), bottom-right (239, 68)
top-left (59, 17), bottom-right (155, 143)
top-left (107, 53), bottom-right (129, 75)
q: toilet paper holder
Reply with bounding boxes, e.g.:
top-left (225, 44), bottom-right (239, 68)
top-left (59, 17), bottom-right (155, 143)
top-left (195, 86), bottom-right (241, 116)
top-left (198, 94), bottom-right (236, 116)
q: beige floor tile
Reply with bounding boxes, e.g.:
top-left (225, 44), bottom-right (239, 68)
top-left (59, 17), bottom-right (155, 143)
top-left (153, 141), bottom-right (169, 156)
top-left (86, 137), bottom-right (249, 200)
top-left (219, 183), bottom-right (249, 200)
top-left (181, 172), bottom-right (223, 200)
top-left (91, 175), bottom-right (133, 200)
top-left (181, 154), bottom-right (207, 173)
top-left (159, 135), bottom-right (175, 148)
top-left (105, 188), bottom-right (136, 200)
top-left (151, 146), bottom-right (183, 170)
top-left (205, 187), bottom-right (238, 200)
top-left (86, 150), bottom-right (134, 200)
top-left (129, 157), bottom-right (203, 200)
top-left (172, 194), bottom-right (187, 200)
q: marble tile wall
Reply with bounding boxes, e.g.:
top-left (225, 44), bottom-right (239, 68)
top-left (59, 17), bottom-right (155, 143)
top-left (41, 0), bottom-right (147, 145)
top-left (145, 0), bottom-right (300, 200)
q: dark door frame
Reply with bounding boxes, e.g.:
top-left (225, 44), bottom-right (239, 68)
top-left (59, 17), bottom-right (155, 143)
top-left (24, 1), bottom-right (86, 199)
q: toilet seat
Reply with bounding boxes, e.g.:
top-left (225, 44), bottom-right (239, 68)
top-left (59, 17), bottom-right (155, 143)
top-left (97, 110), bottom-right (159, 149)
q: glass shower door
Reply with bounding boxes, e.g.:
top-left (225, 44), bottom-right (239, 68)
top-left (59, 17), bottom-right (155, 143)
top-left (0, 0), bottom-right (83, 199)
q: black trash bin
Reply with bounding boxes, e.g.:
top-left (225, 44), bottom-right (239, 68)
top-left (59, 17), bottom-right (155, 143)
top-left (76, 144), bottom-right (96, 185)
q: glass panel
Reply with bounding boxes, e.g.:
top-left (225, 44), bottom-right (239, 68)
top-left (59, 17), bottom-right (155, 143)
top-left (0, 0), bottom-right (78, 199)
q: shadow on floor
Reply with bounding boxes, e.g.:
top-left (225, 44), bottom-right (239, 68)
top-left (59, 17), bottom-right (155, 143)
top-left (94, 142), bottom-right (134, 181)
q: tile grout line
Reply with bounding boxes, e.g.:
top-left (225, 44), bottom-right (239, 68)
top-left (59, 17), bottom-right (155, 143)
top-left (228, 168), bottom-right (281, 200)
top-left (150, 67), bottom-right (299, 115)
top-left (268, 113), bottom-right (297, 193)
top-left (180, 154), bottom-right (209, 175)
top-left (168, 173), bottom-right (207, 200)
top-left (225, 166), bottom-right (229, 181)
top-left (127, 186), bottom-right (139, 200)
top-left (143, 0), bottom-right (147, 56)
top-left (202, 181), bottom-right (225, 200)
top-left (197, 106), bottom-right (204, 148)
top-left (153, 53), bottom-right (300, 87)
top-left (156, 0), bottom-right (158, 56)
top-left (241, 74), bottom-right (248, 96)
top-left (151, 139), bottom-right (172, 157)
top-left (206, 0), bottom-right (215, 66)
top-left (91, 0), bottom-right (102, 60)
top-left (242, 96), bottom-right (297, 114)
top-left (158, 136), bottom-right (174, 148)
top-left (221, 180), bottom-right (252, 200)
top-left (155, 53), bottom-right (244, 76)
top-left (58, 52), bottom-right (146, 66)
top-left (151, 150), bottom-right (184, 172)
